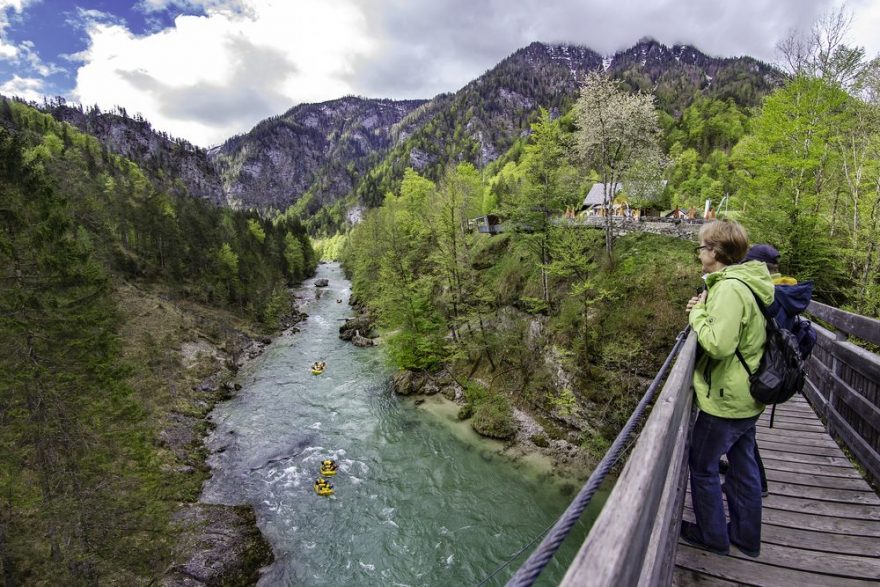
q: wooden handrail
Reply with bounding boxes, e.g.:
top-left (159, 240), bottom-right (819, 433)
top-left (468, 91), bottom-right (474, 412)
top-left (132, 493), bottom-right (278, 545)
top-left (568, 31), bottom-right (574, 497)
top-left (801, 318), bottom-right (880, 484)
top-left (807, 301), bottom-right (880, 346)
top-left (560, 331), bottom-right (697, 586)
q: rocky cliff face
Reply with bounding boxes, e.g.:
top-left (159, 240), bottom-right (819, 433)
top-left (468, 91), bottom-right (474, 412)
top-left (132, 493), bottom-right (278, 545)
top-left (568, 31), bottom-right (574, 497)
top-left (48, 104), bottom-right (228, 206)
top-left (209, 96), bottom-right (427, 212)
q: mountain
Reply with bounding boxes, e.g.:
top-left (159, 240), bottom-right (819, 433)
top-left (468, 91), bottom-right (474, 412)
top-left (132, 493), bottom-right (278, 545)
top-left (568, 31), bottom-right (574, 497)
top-left (210, 96), bottom-right (427, 213)
top-left (356, 39), bottom-right (780, 210)
top-left (40, 40), bottom-right (783, 216)
top-left (46, 101), bottom-right (227, 206)
top-left (607, 38), bottom-right (782, 112)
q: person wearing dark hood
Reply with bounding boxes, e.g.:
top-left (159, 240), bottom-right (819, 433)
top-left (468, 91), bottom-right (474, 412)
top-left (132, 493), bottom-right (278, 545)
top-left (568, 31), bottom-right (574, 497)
top-left (743, 244), bottom-right (814, 331)
top-left (733, 244), bottom-right (815, 495)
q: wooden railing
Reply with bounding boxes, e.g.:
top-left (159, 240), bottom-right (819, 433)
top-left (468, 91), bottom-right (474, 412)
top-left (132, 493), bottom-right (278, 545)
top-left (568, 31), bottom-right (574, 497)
top-left (559, 302), bottom-right (880, 586)
top-left (560, 331), bottom-right (698, 586)
top-left (803, 301), bottom-right (880, 484)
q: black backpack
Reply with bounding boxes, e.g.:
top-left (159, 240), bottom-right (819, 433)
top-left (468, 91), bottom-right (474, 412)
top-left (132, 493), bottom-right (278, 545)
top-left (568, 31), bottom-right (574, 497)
top-left (728, 279), bottom-right (806, 407)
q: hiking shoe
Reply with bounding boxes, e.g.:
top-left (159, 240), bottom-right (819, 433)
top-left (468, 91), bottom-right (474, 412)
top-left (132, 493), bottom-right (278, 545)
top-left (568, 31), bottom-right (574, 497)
top-left (680, 521), bottom-right (729, 556)
top-left (731, 540), bottom-right (760, 558)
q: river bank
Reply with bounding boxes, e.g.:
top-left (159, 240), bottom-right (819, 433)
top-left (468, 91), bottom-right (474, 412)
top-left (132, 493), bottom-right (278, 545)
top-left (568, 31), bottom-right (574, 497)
top-left (340, 300), bottom-right (596, 480)
top-left (115, 279), bottom-right (309, 586)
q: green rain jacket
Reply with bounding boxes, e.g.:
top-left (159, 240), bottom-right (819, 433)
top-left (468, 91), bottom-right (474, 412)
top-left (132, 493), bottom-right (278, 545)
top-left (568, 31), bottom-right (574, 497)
top-left (688, 261), bottom-right (775, 419)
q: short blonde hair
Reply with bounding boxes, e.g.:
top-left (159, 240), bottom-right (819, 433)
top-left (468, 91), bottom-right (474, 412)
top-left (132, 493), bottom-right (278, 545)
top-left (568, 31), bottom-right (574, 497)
top-left (699, 220), bottom-right (749, 266)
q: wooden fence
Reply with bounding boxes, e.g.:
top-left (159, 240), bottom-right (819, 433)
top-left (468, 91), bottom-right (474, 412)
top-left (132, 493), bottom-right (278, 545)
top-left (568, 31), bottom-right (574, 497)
top-left (803, 301), bottom-right (880, 484)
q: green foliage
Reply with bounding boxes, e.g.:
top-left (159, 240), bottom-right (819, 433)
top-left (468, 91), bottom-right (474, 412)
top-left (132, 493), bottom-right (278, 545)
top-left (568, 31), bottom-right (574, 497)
top-left (0, 127), bottom-right (169, 582)
top-left (733, 76), bottom-right (852, 299)
top-left (313, 233), bottom-right (347, 261)
top-left (0, 98), bottom-right (320, 583)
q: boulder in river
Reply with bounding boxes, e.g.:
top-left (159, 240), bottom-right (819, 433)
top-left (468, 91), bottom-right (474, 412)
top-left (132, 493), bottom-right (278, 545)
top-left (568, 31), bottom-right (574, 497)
top-left (314, 278), bottom-right (329, 287)
top-left (339, 315), bottom-right (376, 341)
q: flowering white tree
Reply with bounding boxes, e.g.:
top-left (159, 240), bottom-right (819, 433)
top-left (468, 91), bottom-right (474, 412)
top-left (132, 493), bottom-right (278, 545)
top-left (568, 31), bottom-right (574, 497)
top-left (574, 72), bottom-right (663, 257)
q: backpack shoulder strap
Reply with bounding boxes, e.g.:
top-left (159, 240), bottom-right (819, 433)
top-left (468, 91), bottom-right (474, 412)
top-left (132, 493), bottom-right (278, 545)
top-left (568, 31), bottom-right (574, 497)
top-left (722, 276), bottom-right (766, 377)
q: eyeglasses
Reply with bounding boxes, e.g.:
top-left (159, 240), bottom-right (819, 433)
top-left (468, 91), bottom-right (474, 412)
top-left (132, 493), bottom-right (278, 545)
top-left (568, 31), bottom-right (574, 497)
top-left (694, 245), bottom-right (711, 254)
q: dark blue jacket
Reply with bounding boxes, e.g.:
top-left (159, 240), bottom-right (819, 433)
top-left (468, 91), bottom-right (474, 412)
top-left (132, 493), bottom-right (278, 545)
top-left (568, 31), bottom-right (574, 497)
top-left (769, 281), bottom-right (813, 330)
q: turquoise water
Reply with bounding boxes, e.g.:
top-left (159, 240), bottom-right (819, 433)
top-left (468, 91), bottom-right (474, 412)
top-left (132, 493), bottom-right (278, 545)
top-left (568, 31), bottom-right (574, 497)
top-left (202, 263), bottom-right (604, 586)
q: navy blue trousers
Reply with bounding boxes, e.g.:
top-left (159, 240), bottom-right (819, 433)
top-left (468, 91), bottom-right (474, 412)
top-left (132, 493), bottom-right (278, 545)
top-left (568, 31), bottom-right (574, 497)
top-left (689, 410), bottom-right (762, 553)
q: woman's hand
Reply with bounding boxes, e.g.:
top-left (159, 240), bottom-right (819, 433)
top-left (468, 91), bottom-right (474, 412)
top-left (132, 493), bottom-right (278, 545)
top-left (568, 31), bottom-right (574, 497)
top-left (686, 291), bottom-right (707, 313)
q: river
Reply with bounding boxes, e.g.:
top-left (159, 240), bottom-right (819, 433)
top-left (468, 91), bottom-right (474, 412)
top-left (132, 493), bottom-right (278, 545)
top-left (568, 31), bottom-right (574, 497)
top-left (202, 262), bottom-right (604, 586)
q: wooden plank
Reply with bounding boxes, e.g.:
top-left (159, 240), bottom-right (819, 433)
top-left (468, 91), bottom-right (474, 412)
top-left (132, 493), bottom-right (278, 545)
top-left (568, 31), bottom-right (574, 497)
top-left (772, 400), bottom-right (820, 413)
top-left (759, 506), bottom-right (880, 536)
top-left (757, 439), bottom-right (846, 458)
top-left (561, 333), bottom-right (698, 587)
top-left (761, 493), bottom-right (880, 520)
top-left (758, 430), bottom-right (838, 445)
top-left (727, 542), bottom-right (880, 580)
top-left (808, 300), bottom-right (880, 346)
top-left (764, 469), bottom-right (873, 491)
top-left (803, 379), bottom-right (829, 417)
top-left (760, 458), bottom-right (864, 479)
top-left (755, 450), bottom-right (853, 468)
top-left (757, 420), bottom-right (827, 433)
top-left (826, 406), bottom-right (880, 484)
top-left (826, 339), bottom-right (880, 383)
top-left (766, 482), bottom-right (880, 505)
top-left (760, 523), bottom-right (880, 557)
top-left (757, 430), bottom-right (841, 449)
top-left (638, 404), bottom-right (693, 587)
top-left (762, 412), bottom-right (824, 426)
top-left (681, 510), bottom-right (880, 556)
top-left (682, 502), bottom-right (880, 535)
top-left (676, 544), bottom-right (877, 586)
top-left (673, 568), bottom-right (741, 586)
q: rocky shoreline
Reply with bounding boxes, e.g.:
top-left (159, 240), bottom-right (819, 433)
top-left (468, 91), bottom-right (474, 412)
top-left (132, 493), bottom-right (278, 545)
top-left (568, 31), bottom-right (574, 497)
top-left (338, 301), bottom-right (593, 477)
top-left (159, 298), bottom-right (309, 586)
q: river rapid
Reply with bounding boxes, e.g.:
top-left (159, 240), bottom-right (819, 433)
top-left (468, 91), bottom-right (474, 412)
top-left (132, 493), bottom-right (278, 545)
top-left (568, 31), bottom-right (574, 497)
top-left (202, 263), bottom-right (603, 586)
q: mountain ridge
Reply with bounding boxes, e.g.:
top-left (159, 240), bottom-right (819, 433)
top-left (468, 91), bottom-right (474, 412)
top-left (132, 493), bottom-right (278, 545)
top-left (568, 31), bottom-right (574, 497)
top-left (32, 39), bottom-right (782, 215)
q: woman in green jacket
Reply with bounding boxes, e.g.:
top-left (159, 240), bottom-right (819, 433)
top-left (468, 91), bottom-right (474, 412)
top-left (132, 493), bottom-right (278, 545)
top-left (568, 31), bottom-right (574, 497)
top-left (681, 220), bottom-right (774, 558)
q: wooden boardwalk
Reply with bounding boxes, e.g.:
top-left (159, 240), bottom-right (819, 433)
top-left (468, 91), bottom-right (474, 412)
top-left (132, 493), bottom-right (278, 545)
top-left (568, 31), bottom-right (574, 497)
top-left (675, 394), bottom-right (880, 586)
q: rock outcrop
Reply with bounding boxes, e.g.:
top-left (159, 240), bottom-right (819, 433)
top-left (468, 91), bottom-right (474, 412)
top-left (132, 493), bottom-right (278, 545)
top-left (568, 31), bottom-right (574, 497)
top-left (161, 504), bottom-right (273, 586)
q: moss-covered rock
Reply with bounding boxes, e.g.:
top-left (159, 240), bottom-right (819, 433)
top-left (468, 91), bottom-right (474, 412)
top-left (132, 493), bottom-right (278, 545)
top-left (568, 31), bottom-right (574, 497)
top-left (471, 396), bottom-right (516, 440)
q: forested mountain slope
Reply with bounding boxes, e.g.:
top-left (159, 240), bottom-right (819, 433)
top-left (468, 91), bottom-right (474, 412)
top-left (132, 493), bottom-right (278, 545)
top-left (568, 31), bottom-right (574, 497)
top-left (210, 96), bottom-right (428, 213)
top-left (0, 98), bottom-right (312, 583)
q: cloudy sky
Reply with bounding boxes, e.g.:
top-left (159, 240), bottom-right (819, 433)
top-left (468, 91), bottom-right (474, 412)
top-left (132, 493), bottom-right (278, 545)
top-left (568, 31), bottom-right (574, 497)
top-left (0, 0), bottom-right (878, 147)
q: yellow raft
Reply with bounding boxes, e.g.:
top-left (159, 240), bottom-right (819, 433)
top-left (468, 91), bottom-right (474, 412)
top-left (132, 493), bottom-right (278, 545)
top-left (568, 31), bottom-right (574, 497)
top-left (311, 368), bottom-right (324, 375)
top-left (320, 466), bottom-right (337, 477)
top-left (314, 481), bottom-right (334, 496)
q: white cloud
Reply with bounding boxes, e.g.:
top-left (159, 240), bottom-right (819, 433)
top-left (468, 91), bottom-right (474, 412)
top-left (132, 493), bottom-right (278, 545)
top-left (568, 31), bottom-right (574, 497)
top-left (0, 0), bottom-right (33, 61)
top-left (0, 73), bottom-right (44, 101)
top-left (71, 0), bottom-right (376, 147)
top-left (59, 0), bottom-right (880, 148)
top-left (847, 0), bottom-right (880, 59)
